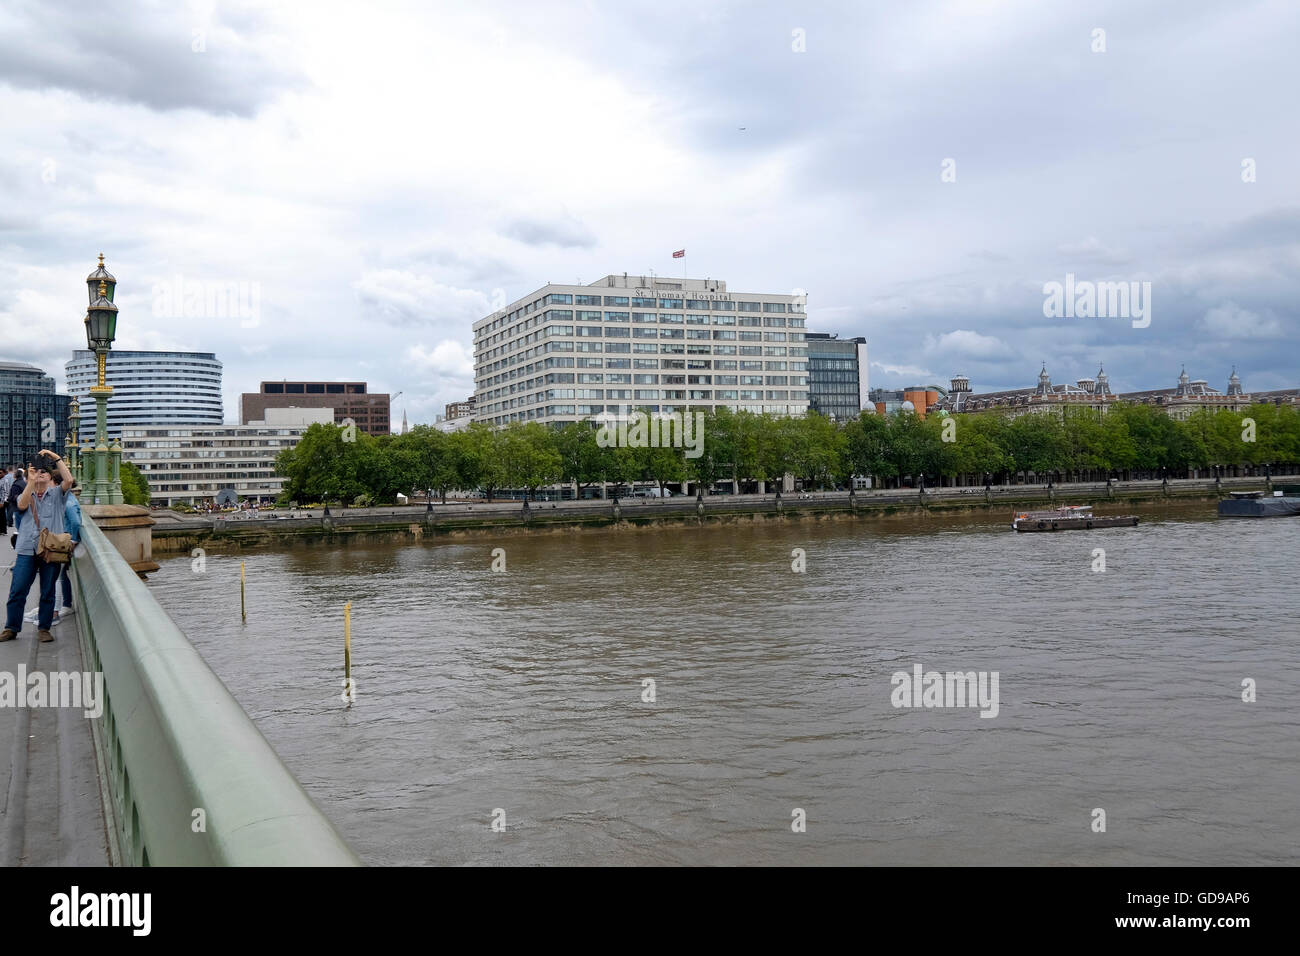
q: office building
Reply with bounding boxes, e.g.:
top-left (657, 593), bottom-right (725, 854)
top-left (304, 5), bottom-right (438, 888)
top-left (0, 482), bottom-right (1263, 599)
top-left (805, 333), bottom-right (868, 420)
top-left (120, 408), bottom-right (333, 506)
top-left (472, 274), bottom-right (809, 427)
top-left (65, 350), bottom-right (223, 442)
top-left (240, 381), bottom-right (391, 435)
top-left (0, 361), bottom-right (71, 467)
top-left (445, 397), bottom-right (476, 420)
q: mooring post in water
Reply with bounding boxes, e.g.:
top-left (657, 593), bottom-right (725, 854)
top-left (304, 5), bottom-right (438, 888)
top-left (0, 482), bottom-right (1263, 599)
top-left (240, 560), bottom-right (246, 624)
top-left (343, 601), bottom-right (353, 704)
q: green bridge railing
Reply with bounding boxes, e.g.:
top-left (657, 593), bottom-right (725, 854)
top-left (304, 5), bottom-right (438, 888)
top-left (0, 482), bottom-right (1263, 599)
top-left (73, 516), bottom-right (360, 866)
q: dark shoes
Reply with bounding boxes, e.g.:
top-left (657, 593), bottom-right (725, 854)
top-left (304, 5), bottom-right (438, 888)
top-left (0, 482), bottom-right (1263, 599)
top-left (38, 629), bottom-right (53, 643)
top-left (0, 628), bottom-right (15, 642)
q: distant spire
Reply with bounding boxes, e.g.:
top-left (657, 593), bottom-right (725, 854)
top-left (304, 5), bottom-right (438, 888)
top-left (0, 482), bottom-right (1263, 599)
top-left (401, 409), bottom-right (409, 435)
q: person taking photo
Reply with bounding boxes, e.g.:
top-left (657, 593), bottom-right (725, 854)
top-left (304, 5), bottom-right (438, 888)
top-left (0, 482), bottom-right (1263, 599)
top-left (1, 450), bottom-right (73, 643)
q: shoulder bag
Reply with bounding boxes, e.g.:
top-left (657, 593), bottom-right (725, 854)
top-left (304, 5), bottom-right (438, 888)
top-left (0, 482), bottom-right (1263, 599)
top-left (32, 491), bottom-right (74, 565)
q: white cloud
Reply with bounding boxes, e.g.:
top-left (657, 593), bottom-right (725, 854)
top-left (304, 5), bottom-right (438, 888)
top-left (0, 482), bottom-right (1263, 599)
top-left (922, 329), bottom-right (1009, 358)
top-left (871, 361), bottom-right (935, 380)
top-left (405, 340), bottom-right (474, 380)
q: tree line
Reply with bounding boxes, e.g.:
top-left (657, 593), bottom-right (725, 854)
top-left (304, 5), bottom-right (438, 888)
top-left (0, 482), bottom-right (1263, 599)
top-left (272, 402), bottom-right (1300, 505)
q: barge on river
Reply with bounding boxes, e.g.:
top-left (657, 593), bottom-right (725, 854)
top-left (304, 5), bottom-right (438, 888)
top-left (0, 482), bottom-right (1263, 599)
top-left (1012, 505), bottom-right (1139, 532)
top-left (1217, 488), bottom-right (1300, 518)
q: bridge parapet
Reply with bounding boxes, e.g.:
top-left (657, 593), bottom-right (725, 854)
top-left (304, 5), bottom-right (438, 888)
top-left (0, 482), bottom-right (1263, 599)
top-left (74, 516), bottom-right (360, 866)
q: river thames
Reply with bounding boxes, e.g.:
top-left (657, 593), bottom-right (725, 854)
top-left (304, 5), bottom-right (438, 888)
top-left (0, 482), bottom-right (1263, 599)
top-left (151, 511), bottom-right (1300, 865)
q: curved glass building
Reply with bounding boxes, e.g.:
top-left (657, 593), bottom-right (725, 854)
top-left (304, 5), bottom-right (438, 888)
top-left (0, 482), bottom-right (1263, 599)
top-left (65, 350), bottom-right (224, 441)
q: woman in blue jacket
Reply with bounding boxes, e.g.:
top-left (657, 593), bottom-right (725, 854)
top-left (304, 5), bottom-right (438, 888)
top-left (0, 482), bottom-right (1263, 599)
top-left (56, 479), bottom-right (83, 622)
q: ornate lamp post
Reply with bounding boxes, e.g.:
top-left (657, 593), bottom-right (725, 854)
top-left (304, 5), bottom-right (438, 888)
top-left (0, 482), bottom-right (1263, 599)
top-left (64, 397), bottom-right (81, 484)
top-left (84, 254), bottom-right (122, 505)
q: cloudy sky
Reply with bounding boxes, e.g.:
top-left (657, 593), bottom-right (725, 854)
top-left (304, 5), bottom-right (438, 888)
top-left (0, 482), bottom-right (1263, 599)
top-left (2, 0), bottom-right (1297, 423)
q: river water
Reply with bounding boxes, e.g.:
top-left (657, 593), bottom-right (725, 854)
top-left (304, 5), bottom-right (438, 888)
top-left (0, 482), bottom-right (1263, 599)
top-left (150, 510), bottom-right (1300, 865)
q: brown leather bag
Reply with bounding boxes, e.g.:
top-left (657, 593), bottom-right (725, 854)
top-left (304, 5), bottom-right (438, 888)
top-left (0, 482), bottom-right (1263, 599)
top-left (31, 490), bottom-right (74, 565)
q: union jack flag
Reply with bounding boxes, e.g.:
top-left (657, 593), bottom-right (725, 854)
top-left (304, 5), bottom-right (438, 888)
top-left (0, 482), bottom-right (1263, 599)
top-left (672, 249), bottom-right (685, 258)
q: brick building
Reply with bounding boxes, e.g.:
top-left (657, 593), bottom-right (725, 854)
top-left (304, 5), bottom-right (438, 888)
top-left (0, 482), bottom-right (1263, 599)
top-left (239, 382), bottom-right (391, 434)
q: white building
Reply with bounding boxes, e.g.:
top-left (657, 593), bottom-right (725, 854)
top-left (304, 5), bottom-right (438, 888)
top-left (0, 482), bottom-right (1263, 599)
top-left (120, 407), bottom-right (333, 506)
top-left (433, 415), bottom-right (471, 433)
top-left (472, 275), bottom-right (809, 427)
top-left (66, 350), bottom-right (224, 442)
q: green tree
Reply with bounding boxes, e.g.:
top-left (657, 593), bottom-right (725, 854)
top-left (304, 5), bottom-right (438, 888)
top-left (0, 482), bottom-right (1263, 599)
top-left (120, 460), bottom-right (151, 506)
top-left (786, 412), bottom-right (845, 489)
top-left (275, 422), bottom-right (366, 506)
top-left (754, 412), bottom-right (792, 490)
top-left (844, 411), bottom-right (894, 486)
top-left (954, 413), bottom-right (1010, 482)
top-left (500, 422), bottom-right (562, 498)
top-left (1005, 413), bottom-right (1066, 479)
top-left (556, 420), bottom-right (607, 496)
top-left (683, 407), bottom-right (726, 492)
top-left (458, 423), bottom-right (504, 498)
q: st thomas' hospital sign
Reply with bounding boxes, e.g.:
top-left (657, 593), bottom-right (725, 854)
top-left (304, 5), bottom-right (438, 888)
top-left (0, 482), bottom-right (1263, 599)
top-left (630, 288), bottom-right (735, 302)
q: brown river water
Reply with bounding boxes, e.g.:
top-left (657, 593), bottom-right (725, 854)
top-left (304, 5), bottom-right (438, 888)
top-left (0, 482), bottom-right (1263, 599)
top-left (149, 510), bottom-right (1300, 865)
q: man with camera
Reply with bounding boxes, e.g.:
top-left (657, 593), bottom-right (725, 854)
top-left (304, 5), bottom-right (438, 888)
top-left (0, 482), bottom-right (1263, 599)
top-left (1, 450), bottom-right (73, 643)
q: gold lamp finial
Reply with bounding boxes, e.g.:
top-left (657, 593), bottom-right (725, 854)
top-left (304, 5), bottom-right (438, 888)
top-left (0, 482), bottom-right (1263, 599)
top-left (98, 280), bottom-right (107, 297)
top-left (98, 253), bottom-right (105, 268)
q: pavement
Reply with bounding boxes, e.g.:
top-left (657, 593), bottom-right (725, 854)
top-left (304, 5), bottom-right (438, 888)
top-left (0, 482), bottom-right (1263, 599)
top-left (0, 548), bottom-right (110, 866)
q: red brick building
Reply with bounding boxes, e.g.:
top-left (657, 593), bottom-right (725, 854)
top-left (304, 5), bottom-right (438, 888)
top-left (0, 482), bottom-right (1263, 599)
top-left (239, 381), bottom-right (391, 434)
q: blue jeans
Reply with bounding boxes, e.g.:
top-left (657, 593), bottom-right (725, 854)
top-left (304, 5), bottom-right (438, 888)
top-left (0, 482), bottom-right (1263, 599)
top-left (5, 554), bottom-right (59, 631)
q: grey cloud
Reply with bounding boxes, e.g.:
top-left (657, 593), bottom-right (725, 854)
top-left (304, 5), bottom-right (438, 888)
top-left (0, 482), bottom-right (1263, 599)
top-left (0, 0), bottom-right (306, 115)
top-left (503, 216), bottom-right (597, 249)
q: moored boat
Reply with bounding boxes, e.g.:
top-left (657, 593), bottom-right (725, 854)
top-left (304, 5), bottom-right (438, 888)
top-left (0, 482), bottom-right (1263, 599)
top-left (1217, 489), bottom-right (1300, 518)
top-left (1011, 504), bottom-right (1139, 532)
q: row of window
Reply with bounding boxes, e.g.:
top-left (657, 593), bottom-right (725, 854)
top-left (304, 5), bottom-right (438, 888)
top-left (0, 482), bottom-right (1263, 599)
top-left (541, 293), bottom-right (789, 312)
top-left (475, 312), bottom-right (806, 364)
top-left (477, 355), bottom-right (810, 406)
top-left (475, 338), bottom-right (808, 388)
top-left (537, 374), bottom-right (807, 386)
top-left (544, 310), bottom-right (800, 327)
top-left (477, 293), bottom-right (806, 347)
top-left (542, 389), bottom-right (809, 400)
top-left (537, 325), bottom-right (802, 342)
top-left (518, 404), bottom-right (805, 420)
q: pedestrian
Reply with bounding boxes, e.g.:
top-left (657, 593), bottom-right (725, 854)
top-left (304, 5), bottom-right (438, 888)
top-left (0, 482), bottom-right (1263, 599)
top-left (55, 477), bottom-right (82, 622)
top-left (1, 451), bottom-right (72, 643)
top-left (6, 467), bottom-right (25, 550)
top-left (0, 465), bottom-right (12, 536)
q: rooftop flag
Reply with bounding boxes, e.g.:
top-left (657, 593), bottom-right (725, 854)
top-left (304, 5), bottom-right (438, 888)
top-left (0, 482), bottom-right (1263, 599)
top-left (672, 249), bottom-right (685, 258)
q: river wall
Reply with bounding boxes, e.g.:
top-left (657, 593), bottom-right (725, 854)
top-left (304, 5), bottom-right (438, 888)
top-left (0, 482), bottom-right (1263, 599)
top-left (148, 479), bottom-right (1254, 555)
